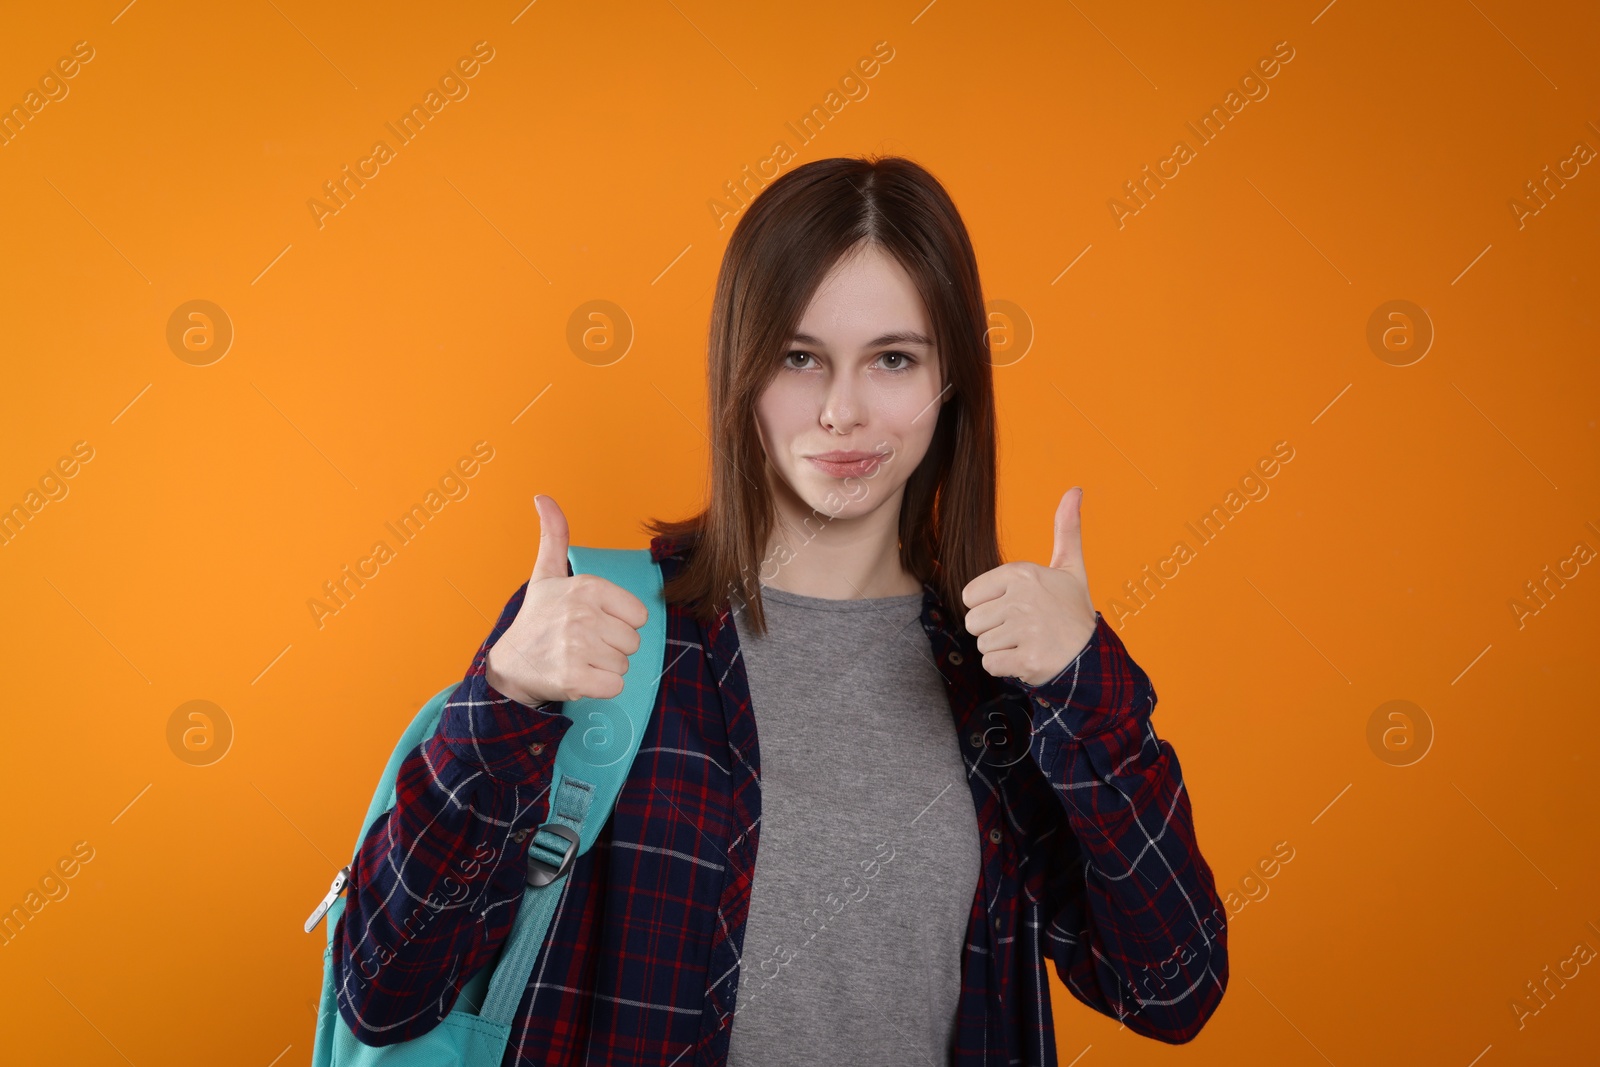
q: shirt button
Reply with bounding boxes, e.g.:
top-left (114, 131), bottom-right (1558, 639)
top-left (930, 610), bottom-right (942, 624)
top-left (988, 828), bottom-right (1002, 845)
top-left (1036, 697), bottom-right (1050, 708)
top-left (968, 731), bottom-right (984, 749)
top-left (528, 742), bottom-right (546, 755)
top-left (948, 651), bottom-right (964, 666)
top-left (993, 916), bottom-right (1002, 930)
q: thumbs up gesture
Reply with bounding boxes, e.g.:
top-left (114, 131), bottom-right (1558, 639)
top-left (960, 488), bottom-right (1097, 686)
top-left (485, 495), bottom-right (651, 707)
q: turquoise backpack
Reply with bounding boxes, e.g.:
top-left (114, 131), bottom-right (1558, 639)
top-left (304, 546), bottom-right (667, 1066)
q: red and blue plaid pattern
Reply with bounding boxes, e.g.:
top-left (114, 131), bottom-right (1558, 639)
top-left (331, 535), bottom-right (1228, 1064)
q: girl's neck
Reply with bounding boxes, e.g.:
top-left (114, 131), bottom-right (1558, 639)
top-left (759, 484), bottom-right (921, 600)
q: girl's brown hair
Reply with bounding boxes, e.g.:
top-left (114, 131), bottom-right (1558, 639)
top-left (645, 154), bottom-right (1000, 636)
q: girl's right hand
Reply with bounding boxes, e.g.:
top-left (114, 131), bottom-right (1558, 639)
top-left (485, 495), bottom-right (650, 707)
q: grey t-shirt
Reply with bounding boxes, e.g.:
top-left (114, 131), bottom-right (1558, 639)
top-left (725, 582), bottom-right (983, 1067)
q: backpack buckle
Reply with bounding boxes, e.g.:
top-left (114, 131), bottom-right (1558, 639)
top-left (526, 822), bottom-right (580, 887)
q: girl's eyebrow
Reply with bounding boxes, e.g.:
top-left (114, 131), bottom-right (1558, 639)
top-left (790, 330), bottom-right (935, 348)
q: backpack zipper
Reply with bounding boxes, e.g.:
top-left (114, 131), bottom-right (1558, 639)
top-left (303, 866), bottom-right (350, 933)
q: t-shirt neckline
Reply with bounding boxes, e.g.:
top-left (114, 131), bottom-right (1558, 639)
top-left (750, 582), bottom-right (926, 613)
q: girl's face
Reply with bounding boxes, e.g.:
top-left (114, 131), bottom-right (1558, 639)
top-left (754, 242), bottom-right (949, 526)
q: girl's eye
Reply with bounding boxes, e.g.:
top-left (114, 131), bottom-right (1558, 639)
top-left (879, 351), bottom-right (917, 371)
top-left (785, 350), bottom-right (814, 369)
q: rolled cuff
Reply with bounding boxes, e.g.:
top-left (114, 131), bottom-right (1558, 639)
top-left (1003, 612), bottom-right (1155, 761)
top-left (435, 656), bottom-right (572, 784)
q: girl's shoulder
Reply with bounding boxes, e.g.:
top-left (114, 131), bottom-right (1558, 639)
top-left (648, 531), bottom-right (744, 639)
top-left (648, 532), bottom-right (696, 566)
top-left (648, 531), bottom-right (708, 622)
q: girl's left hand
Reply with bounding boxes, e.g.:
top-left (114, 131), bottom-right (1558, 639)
top-left (961, 488), bottom-right (1097, 686)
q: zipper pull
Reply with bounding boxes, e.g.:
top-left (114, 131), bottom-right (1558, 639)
top-left (304, 866), bottom-right (351, 933)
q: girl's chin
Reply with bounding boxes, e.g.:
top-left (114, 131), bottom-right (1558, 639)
top-left (793, 484), bottom-right (887, 522)
top-left (770, 465), bottom-right (901, 522)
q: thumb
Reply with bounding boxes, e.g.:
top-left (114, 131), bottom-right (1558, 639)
top-left (1048, 487), bottom-right (1084, 570)
top-left (530, 494), bottom-right (571, 582)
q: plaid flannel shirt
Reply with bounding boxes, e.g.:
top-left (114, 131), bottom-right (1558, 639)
top-left (331, 534), bottom-right (1228, 1064)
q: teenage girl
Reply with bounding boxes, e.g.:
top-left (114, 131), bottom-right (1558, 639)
top-left (332, 155), bottom-right (1228, 1066)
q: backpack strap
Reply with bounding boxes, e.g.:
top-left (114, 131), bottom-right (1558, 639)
top-left (312, 547), bottom-right (666, 1017)
top-left (478, 545), bottom-right (666, 1024)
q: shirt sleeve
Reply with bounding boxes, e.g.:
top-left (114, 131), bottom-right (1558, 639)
top-left (330, 579), bottom-right (575, 1046)
top-left (1002, 611), bottom-right (1229, 1043)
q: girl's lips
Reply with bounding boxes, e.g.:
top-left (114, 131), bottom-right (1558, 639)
top-left (806, 455), bottom-right (883, 478)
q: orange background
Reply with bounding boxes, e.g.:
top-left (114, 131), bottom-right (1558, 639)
top-left (1, 1), bottom-right (1596, 1064)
